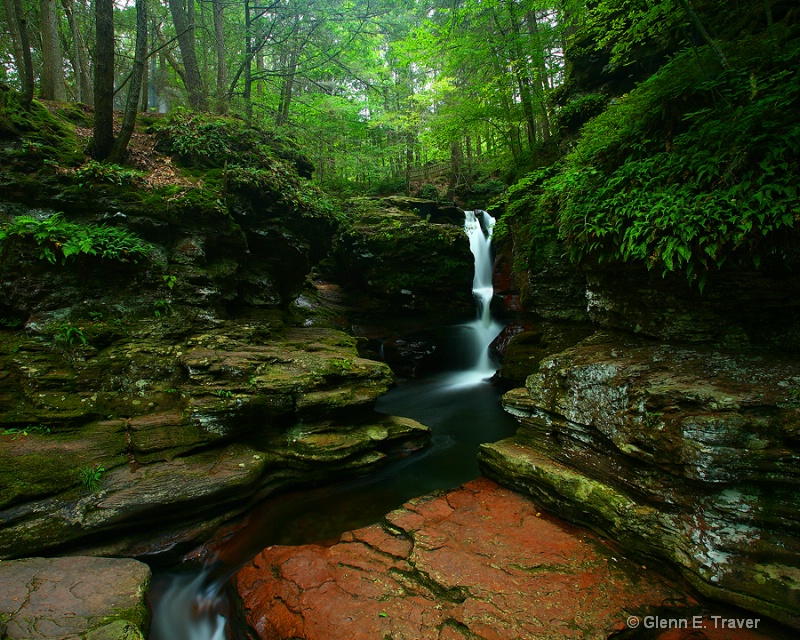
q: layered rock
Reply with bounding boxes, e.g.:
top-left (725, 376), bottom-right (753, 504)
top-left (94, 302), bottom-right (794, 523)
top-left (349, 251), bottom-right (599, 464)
top-left (233, 477), bottom-right (694, 639)
top-left (0, 556), bottom-right (150, 639)
top-left (479, 332), bottom-right (800, 629)
top-left (584, 263), bottom-right (800, 350)
top-left (0, 323), bottom-right (429, 560)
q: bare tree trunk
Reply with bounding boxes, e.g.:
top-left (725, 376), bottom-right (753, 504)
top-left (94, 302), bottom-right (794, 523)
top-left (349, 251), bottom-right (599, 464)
top-left (244, 0), bottom-right (252, 121)
top-left (212, 0), bottom-right (228, 113)
top-left (108, 0), bottom-right (147, 163)
top-left (4, 0), bottom-right (24, 89)
top-left (678, 0), bottom-right (729, 69)
top-left (5, 0), bottom-right (33, 108)
top-left (61, 0), bottom-right (93, 103)
top-left (527, 9), bottom-right (552, 141)
top-left (276, 47), bottom-right (298, 127)
top-left (39, 0), bottom-right (65, 100)
top-left (168, 0), bottom-right (208, 110)
top-left (91, 0), bottom-right (115, 159)
top-left (140, 45), bottom-right (149, 111)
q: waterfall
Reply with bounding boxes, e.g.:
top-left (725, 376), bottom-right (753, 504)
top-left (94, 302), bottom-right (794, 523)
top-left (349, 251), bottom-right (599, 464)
top-left (445, 210), bottom-right (503, 387)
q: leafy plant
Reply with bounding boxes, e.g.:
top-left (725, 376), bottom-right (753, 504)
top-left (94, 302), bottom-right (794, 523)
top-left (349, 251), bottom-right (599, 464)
top-left (501, 42), bottom-right (800, 288)
top-left (1, 424), bottom-right (51, 438)
top-left (0, 213), bottom-right (151, 265)
top-left (215, 389), bottom-right (233, 398)
top-left (162, 274), bottom-right (177, 289)
top-left (330, 358), bottom-right (354, 373)
top-left (52, 322), bottom-right (87, 346)
top-left (153, 299), bottom-right (173, 318)
top-left (74, 160), bottom-right (142, 186)
top-left (79, 464), bottom-right (105, 491)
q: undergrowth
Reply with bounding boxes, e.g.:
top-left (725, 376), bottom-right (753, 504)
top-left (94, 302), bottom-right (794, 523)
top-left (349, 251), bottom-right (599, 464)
top-left (495, 38), bottom-right (800, 289)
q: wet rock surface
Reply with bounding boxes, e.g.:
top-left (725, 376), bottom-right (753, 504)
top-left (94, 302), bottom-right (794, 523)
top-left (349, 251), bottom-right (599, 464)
top-left (0, 323), bottom-right (429, 560)
top-left (233, 477), bottom-right (694, 639)
top-left (479, 332), bottom-right (800, 629)
top-left (0, 556), bottom-right (150, 639)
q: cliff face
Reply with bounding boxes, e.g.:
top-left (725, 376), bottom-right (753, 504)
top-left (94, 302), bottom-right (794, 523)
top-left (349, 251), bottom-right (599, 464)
top-left (0, 103), bottom-right (475, 561)
top-left (488, 237), bottom-right (800, 629)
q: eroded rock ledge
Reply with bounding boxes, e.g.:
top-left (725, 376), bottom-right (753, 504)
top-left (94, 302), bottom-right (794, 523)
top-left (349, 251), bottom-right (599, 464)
top-left (479, 332), bottom-right (800, 629)
top-left (0, 322), bottom-right (429, 560)
top-left (233, 477), bottom-right (698, 639)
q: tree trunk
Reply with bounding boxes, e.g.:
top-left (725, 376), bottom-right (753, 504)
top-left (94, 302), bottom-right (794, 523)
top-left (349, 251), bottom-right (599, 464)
top-left (678, 0), bottom-right (729, 69)
top-left (5, 0), bottom-right (34, 108)
top-left (39, 0), bottom-right (65, 100)
top-left (244, 0), bottom-right (252, 121)
top-left (276, 47), bottom-right (298, 127)
top-left (61, 0), bottom-right (92, 103)
top-left (505, 1), bottom-right (537, 152)
top-left (168, 0), bottom-right (208, 110)
top-left (212, 0), bottom-right (228, 113)
top-left (91, 0), bottom-right (115, 160)
top-left (108, 0), bottom-right (147, 164)
top-left (527, 9), bottom-right (552, 141)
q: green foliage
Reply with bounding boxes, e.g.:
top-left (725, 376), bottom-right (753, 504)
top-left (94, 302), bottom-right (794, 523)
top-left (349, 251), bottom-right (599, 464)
top-left (0, 213), bottom-right (152, 265)
top-left (554, 94), bottom-right (609, 133)
top-left (501, 39), bottom-right (800, 287)
top-left (79, 464), bottom-right (105, 492)
top-left (330, 357), bottom-right (354, 374)
top-left (153, 299), bottom-right (173, 318)
top-left (151, 109), bottom-right (312, 176)
top-left (365, 177), bottom-right (407, 197)
top-left (1, 424), bottom-right (51, 438)
top-left (225, 165), bottom-right (344, 221)
top-left (51, 322), bottom-right (87, 346)
top-left (74, 160), bottom-right (142, 187)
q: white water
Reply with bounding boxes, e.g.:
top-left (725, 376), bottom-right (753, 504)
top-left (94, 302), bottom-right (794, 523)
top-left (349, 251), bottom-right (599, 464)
top-left (150, 569), bottom-right (227, 640)
top-left (443, 210), bottom-right (503, 387)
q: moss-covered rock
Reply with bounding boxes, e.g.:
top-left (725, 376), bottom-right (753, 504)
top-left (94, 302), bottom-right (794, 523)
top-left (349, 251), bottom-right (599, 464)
top-left (0, 321), bottom-right (430, 560)
top-left (479, 332), bottom-right (800, 629)
top-left (327, 197), bottom-right (473, 325)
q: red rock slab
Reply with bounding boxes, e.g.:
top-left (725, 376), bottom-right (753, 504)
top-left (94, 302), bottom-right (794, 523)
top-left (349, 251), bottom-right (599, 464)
top-left (235, 477), bottom-right (689, 639)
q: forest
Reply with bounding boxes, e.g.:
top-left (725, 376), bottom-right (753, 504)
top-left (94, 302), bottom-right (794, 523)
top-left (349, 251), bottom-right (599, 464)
top-left (2, 0), bottom-right (798, 288)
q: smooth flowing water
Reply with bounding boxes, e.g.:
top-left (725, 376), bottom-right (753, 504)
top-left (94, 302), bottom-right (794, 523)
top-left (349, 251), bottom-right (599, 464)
top-left (149, 211), bottom-right (515, 639)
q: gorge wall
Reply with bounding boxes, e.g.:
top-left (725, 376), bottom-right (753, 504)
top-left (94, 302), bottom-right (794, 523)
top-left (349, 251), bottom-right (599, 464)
top-left (484, 238), bottom-right (800, 629)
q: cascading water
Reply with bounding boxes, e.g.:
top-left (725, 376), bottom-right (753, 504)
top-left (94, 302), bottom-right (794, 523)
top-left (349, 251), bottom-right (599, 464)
top-left (446, 210), bottom-right (504, 386)
top-left (148, 208), bottom-right (512, 639)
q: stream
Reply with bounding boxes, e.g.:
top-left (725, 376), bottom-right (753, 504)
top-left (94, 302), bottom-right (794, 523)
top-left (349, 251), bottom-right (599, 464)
top-left (148, 211), bottom-right (516, 639)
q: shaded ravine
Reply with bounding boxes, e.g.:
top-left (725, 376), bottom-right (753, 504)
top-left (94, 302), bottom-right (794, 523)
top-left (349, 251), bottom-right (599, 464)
top-left (148, 211), bottom-right (515, 639)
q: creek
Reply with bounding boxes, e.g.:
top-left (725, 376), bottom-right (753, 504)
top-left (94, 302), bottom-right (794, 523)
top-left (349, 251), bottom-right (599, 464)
top-left (148, 211), bottom-right (517, 639)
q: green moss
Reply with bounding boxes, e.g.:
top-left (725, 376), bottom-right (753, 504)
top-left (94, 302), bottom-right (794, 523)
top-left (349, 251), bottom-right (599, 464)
top-left (0, 89), bottom-right (83, 166)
